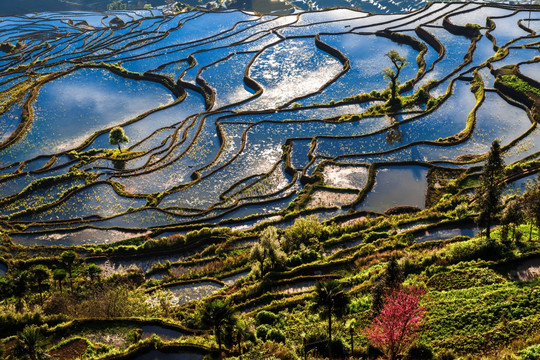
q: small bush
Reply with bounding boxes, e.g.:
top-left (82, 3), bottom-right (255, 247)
top-left (436, 349), bottom-right (456, 360)
top-left (348, 295), bottom-right (371, 314)
top-left (454, 203), bottom-right (469, 219)
top-left (448, 237), bottom-right (508, 262)
top-left (266, 328), bottom-right (286, 343)
top-left (406, 343), bottom-right (433, 360)
top-left (520, 344), bottom-right (540, 360)
top-left (366, 343), bottom-right (384, 359)
top-left (285, 247), bottom-right (319, 267)
top-left (306, 334), bottom-right (348, 358)
top-left (256, 324), bottom-right (271, 341)
top-left (126, 328), bottom-right (142, 344)
top-left (256, 310), bottom-right (279, 326)
top-left (364, 231), bottom-right (389, 243)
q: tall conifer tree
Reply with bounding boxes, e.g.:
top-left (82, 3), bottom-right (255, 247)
top-left (476, 140), bottom-right (504, 239)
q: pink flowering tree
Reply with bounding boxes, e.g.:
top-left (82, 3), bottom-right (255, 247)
top-left (365, 286), bottom-right (426, 360)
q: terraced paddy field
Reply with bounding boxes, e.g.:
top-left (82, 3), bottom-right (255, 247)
top-left (0, 2), bottom-right (540, 360)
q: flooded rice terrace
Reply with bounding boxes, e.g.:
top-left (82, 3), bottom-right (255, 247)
top-left (0, 1), bottom-right (538, 245)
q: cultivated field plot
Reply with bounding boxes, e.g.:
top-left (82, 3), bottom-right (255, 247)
top-left (0, 2), bottom-right (539, 245)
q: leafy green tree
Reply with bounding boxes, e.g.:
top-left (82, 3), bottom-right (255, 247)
top-left (85, 263), bottom-right (103, 282)
top-left (52, 269), bottom-right (67, 293)
top-left (231, 319), bottom-right (251, 354)
top-left (31, 265), bottom-right (51, 306)
top-left (371, 256), bottom-right (404, 315)
top-left (200, 299), bottom-right (237, 359)
top-left (61, 250), bottom-right (77, 290)
top-left (14, 271), bottom-right (29, 312)
top-left (313, 279), bottom-right (350, 358)
top-left (13, 325), bottom-right (49, 360)
top-left (346, 318), bottom-right (357, 357)
top-left (382, 50), bottom-right (408, 103)
top-left (501, 198), bottom-right (524, 241)
top-left (107, 0), bottom-right (127, 10)
top-left (523, 176), bottom-right (540, 241)
top-left (109, 126), bottom-right (129, 152)
top-left (476, 140), bottom-right (504, 239)
top-left (250, 226), bottom-right (285, 277)
top-left (0, 277), bottom-right (14, 303)
top-left (283, 215), bottom-right (325, 252)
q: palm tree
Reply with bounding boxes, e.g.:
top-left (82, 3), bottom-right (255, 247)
top-left (31, 265), bottom-right (51, 306)
top-left (201, 299), bottom-right (237, 359)
top-left (52, 269), bottom-right (67, 293)
top-left (0, 277), bottom-right (14, 304)
top-left (61, 250), bottom-right (77, 290)
top-left (14, 271), bottom-right (29, 312)
top-left (314, 279), bottom-right (350, 358)
top-left (13, 325), bottom-right (49, 360)
top-left (346, 318), bottom-right (357, 358)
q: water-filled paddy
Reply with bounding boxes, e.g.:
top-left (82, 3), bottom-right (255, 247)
top-left (11, 228), bottom-right (147, 246)
top-left (140, 325), bottom-right (185, 340)
top-left (415, 225), bottom-right (480, 242)
top-left (355, 166), bottom-right (428, 213)
top-left (505, 173), bottom-right (539, 195)
top-left (161, 281), bottom-right (223, 305)
top-left (297, 34), bottom-right (419, 106)
top-left (0, 3), bottom-right (538, 243)
top-left (518, 62), bottom-right (540, 82)
top-left (0, 263), bottom-right (6, 276)
top-left (322, 165), bottom-right (369, 189)
top-left (0, 68), bottom-right (174, 165)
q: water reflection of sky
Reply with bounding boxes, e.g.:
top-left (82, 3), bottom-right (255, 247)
top-left (355, 166), bottom-right (428, 213)
top-left (0, 3), bottom-right (538, 238)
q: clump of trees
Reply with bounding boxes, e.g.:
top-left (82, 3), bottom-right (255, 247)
top-left (474, 140), bottom-right (540, 243)
top-left (283, 215), bottom-right (326, 252)
top-left (250, 218), bottom-right (331, 278)
top-left (250, 226), bottom-right (285, 278)
top-left (107, 0), bottom-right (127, 10)
top-left (501, 197), bottom-right (524, 242)
top-left (500, 175), bottom-right (540, 242)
